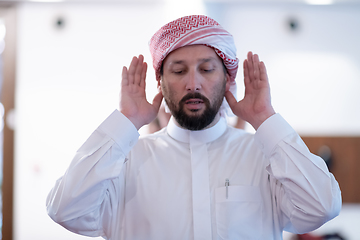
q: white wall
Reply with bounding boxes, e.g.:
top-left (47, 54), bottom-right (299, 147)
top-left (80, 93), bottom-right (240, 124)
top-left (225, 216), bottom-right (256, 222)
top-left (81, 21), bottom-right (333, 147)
top-left (15, 2), bottom-right (164, 240)
top-left (13, 1), bottom-right (360, 240)
top-left (14, 2), bottom-right (209, 239)
top-left (208, 5), bottom-right (360, 238)
top-left (207, 3), bottom-right (360, 135)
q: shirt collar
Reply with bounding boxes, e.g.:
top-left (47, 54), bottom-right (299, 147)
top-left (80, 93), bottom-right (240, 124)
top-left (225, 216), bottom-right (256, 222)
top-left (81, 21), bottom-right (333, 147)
top-left (166, 116), bottom-right (227, 144)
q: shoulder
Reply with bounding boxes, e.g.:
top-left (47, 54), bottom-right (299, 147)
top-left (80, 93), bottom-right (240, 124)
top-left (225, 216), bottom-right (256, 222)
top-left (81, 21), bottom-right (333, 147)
top-left (210, 125), bottom-right (258, 152)
top-left (134, 127), bottom-right (171, 149)
top-left (223, 125), bottom-right (254, 142)
top-left (139, 127), bottom-right (168, 141)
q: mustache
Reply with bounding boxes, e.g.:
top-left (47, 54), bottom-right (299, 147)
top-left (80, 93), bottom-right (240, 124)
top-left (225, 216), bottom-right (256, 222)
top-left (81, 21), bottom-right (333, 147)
top-left (180, 92), bottom-right (210, 105)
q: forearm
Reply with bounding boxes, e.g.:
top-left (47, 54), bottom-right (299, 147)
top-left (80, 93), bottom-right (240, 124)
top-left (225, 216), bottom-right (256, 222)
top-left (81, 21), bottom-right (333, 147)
top-left (47, 134), bottom-right (123, 219)
top-left (46, 110), bottom-right (139, 235)
top-left (269, 134), bottom-right (341, 232)
top-left (255, 114), bottom-right (342, 233)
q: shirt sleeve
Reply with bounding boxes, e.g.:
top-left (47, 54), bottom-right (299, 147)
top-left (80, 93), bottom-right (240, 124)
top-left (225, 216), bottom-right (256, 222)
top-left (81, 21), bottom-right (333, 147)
top-left (46, 110), bottom-right (139, 238)
top-left (254, 113), bottom-right (342, 234)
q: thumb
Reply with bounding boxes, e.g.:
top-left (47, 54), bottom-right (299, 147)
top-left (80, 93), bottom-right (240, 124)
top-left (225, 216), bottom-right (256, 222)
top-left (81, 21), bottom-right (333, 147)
top-left (152, 91), bottom-right (163, 111)
top-left (225, 90), bottom-right (238, 111)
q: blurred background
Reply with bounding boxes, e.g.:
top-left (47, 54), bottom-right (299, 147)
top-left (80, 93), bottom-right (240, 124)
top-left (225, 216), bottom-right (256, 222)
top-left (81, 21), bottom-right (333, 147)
top-left (0, 0), bottom-right (359, 239)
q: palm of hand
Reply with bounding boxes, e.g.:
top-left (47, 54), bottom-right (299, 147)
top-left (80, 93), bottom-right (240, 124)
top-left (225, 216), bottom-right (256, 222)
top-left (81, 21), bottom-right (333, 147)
top-left (120, 55), bottom-right (163, 130)
top-left (225, 52), bottom-right (275, 130)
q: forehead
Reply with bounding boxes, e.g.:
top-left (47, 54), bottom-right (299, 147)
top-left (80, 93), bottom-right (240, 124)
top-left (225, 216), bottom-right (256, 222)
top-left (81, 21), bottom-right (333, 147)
top-left (163, 45), bottom-right (222, 66)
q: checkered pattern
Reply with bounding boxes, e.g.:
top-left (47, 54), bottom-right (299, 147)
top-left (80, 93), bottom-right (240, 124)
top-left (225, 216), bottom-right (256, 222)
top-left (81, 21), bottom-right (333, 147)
top-left (149, 15), bottom-right (239, 82)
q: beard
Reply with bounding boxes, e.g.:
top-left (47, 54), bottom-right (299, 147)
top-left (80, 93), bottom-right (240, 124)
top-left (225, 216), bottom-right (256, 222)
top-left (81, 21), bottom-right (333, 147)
top-left (164, 83), bottom-right (226, 131)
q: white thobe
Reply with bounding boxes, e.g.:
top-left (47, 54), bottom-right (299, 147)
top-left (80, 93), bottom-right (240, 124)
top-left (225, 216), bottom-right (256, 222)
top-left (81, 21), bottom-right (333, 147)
top-left (46, 110), bottom-right (341, 240)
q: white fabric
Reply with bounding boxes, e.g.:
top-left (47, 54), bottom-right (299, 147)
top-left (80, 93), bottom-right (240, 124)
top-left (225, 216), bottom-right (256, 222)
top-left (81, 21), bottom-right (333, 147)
top-left (47, 110), bottom-right (341, 240)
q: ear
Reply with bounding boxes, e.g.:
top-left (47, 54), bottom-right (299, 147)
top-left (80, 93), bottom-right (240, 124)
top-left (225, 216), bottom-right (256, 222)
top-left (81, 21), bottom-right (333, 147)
top-left (157, 79), bottom-right (163, 94)
top-left (225, 73), bottom-right (231, 92)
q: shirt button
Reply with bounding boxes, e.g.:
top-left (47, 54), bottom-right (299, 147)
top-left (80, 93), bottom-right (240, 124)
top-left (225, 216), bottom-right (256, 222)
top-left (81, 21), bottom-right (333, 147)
top-left (129, 140), bottom-right (133, 147)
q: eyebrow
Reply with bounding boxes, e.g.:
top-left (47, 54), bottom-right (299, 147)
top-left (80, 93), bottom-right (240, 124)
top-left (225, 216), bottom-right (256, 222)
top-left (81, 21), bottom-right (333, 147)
top-left (200, 58), bottom-right (217, 63)
top-left (171, 57), bottom-right (218, 65)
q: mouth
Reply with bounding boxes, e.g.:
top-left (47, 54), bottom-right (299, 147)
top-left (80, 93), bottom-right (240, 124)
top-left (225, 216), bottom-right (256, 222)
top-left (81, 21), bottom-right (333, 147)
top-left (185, 99), bottom-right (204, 105)
top-left (184, 98), bottom-right (205, 111)
top-left (178, 93), bottom-right (209, 113)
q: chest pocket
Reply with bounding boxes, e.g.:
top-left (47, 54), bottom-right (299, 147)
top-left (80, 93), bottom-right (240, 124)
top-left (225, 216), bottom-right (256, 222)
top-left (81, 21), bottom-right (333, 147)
top-left (215, 186), bottom-right (263, 240)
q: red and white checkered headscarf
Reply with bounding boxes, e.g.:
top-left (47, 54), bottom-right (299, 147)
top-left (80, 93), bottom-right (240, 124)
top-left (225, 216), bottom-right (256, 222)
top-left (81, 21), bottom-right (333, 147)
top-left (149, 15), bottom-right (239, 116)
top-left (149, 15), bottom-right (239, 83)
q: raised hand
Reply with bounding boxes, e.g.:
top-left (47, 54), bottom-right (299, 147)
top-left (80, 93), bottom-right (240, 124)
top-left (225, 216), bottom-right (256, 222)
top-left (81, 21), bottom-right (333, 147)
top-left (225, 52), bottom-right (275, 130)
top-left (120, 55), bottom-right (163, 130)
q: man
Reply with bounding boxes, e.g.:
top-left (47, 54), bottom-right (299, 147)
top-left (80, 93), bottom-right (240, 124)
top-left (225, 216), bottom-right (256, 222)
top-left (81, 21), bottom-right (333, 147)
top-left (47, 15), bottom-right (341, 240)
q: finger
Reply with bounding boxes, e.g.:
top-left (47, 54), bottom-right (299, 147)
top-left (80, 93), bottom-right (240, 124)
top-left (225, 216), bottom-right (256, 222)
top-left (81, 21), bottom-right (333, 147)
top-left (140, 61), bottom-right (147, 89)
top-left (128, 56), bottom-right (139, 84)
top-left (121, 66), bottom-right (128, 87)
top-left (253, 54), bottom-right (260, 81)
top-left (259, 61), bottom-right (268, 82)
top-left (224, 90), bottom-right (238, 113)
top-left (247, 51), bottom-right (253, 61)
top-left (134, 55), bottom-right (144, 86)
top-left (247, 52), bottom-right (255, 81)
top-left (152, 91), bottom-right (163, 112)
top-left (243, 59), bottom-right (250, 88)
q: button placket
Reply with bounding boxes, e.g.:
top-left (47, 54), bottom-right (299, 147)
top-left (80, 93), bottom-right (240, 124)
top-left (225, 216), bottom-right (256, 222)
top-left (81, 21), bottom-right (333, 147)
top-left (189, 134), bottom-right (212, 240)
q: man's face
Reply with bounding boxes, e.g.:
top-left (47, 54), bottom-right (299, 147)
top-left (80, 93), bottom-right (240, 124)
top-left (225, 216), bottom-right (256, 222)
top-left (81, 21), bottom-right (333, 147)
top-left (160, 45), bottom-right (230, 130)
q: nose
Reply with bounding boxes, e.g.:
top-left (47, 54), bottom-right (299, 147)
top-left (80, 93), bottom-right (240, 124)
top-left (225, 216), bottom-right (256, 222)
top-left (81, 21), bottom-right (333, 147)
top-left (185, 70), bottom-right (201, 92)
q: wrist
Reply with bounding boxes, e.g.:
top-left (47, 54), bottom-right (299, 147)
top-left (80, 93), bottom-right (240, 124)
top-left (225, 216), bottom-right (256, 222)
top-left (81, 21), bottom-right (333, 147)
top-left (252, 109), bottom-right (276, 130)
top-left (120, 110), bottom-right (143, 130)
